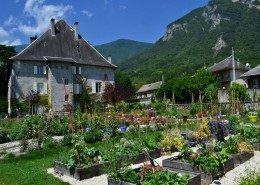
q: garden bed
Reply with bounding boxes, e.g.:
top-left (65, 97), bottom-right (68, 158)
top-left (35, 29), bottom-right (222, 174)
top-left (53, 149), bottom-right (162, 181)
top-left (231, 152), bottom-right (254, 165)
top-left (53, 160), bottom-right (105, 180)
top-left (162, 157), bottom-right (234, 185)
top-left (107, 168), bottom-right (201, 185)
top-left (252, 142), bottom-right (260, 151)
top-left (130, 148), bottom-right (162, 164)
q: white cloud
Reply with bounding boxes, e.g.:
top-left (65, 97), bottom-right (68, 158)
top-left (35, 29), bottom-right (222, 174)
top-left (119, 5), bottom-right (127, 10)
top-left (81, 10), bottom-right (93, 18)
top-left (4, 16), bottom-right (17, 26)
top-left (18, 0), bottom-right (72, 36)
top-left (0, 39), bottom-right (22, 46)
top-left (0, 27), bottom-right (9, 38)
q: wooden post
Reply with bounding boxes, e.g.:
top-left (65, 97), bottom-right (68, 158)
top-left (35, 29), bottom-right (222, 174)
top-left (172, 91), bottom-right (175, 105)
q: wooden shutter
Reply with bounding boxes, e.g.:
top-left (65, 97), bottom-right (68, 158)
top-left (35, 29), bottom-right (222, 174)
top-left (77, 84), bottom-right (80, 94)
top-left (73, 84), bottom-right (77, 94)
top-left (72, 66), bottom-right (76, 74)
top-left (34, 66), bottom-right (37, 74)
top-left (33, 82), bottom-right (37, 91)
top-left (92, 81), bottom-right (96, 93)
top-left (43, 66), bottom-right (47, 74)
top-left (43, 82), bottom-right (48, 94)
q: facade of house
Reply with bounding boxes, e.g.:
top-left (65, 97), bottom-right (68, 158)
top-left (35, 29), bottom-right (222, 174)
top-left (208, 56), bottom-right (250, 89)
top-left (136, 81), bottom-right (162, 104)
top-left (8, 19), bottom-right (116, 114)
top-left (241, 65), bottom-right (260, 89)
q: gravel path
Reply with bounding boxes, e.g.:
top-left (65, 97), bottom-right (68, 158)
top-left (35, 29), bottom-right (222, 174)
top-left (47, 151), bottom-right (260, 185)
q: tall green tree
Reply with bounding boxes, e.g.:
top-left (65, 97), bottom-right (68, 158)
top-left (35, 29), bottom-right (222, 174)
top-left (0, 45), bottom-right (16, 97)
top-left (114, 71), bottom-right (135, 101)
top-left (156, 68), bottom-right (218, 103)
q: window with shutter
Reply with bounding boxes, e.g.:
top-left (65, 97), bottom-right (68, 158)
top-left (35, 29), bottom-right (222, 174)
top-left (96, 82), bottom-right (102, 93)
top-left (65, 94), bottom-right (69, 102)
top-left (37, 83), bottom-right (44, 94)
top-left (64, 78), bottom-right (69, 85)
top-left (78, 67), bottom-right (82, 74)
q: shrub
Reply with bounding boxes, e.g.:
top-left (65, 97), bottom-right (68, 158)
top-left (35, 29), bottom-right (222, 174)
top-left (8, 123), bottom-right (24, 140)
top-left (0, 128), bottom-right (10, 144)
top-left (42, 136), bottom-right (57, 149)
top-left (161, 129), bottom-right (185, 153)
top-left (190, 103), bottom-right (200, 117)
top-left (62, 134), bottom-right (73, 146)
top-left (193, 119), bottom-right (210, 142)
top-left (84, 129), bottom-right (103, 143)
top-left (227, 114), bottom-right (240, 134)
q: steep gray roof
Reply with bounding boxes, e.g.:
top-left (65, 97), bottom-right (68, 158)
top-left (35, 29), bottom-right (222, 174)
top-left (11, 20), bottom-right (116, 68)
top-left (137, 81), bottom-right (162, 94)
top-left (241, 65), bottom-right (260, 77)
top-left (209, 56), bottom-right (249, 73)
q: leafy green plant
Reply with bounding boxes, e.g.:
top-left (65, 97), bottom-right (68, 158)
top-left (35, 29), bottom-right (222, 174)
top-left (189, 149), bottom-right (229, 174)
top-left (62, 134), bottom-right (73, 146)
top-left (84, 129), bottom-right (103, 143)
top-left (0, 128), bottom-right (10, 144)
top-left (227, 114), bottom-right (240, 134)
top-left (193, 119), bottom-right (210, 142)
top-left (161, 129), bottom-right (186, 153)
top-left (67, 134), bottom-right (101, 168)
top-left (190, 103), bottom-right (200, 117)
top-left (42, 136), bottom-right (57, 149)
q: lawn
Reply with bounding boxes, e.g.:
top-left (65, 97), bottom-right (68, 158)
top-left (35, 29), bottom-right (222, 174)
top-left (0, 147), bottom-right (70, 185)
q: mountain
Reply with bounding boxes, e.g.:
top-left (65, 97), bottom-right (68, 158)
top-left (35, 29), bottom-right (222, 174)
top-left (95, 39), bottom-right (153, 65)
top-left (118, 0), bottom-right (260, 84)
top-left (15, 44), bottom-right (27, 53)
top-left (15, 39), bottom-right (153, 65)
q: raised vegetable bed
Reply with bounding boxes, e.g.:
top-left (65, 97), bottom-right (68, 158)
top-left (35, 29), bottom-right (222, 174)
top-left (131, 148), bottom-right (162, 164)
top-left (231, 152), bottom-right (254, 166)
top-left (107, 168), bottom-right (201, 185)
top-left (53, 149), bottom-right (162, 180)
top-left (53, 161), bottom-right (105, 180)
top-left (162, 157), bottom-right (234, 185)
top-left (252, 142), bottom-right (260, 151)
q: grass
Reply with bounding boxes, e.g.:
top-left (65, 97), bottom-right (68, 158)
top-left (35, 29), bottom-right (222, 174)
top-left (0, 147), bottom-right (70, 185)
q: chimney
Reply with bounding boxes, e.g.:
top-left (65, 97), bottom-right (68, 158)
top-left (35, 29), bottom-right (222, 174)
top-left (30, 35), bottom-right (37, 43)
top-left (74, 22), bottom-right (79, 40)
top-left (108, 55), bottom-right (112, 63)
top-left (50, 18), bottom-right (55, 36)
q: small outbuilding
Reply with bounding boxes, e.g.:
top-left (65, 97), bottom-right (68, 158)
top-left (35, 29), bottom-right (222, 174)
top-left (136, 81), bottom-right (162, 104)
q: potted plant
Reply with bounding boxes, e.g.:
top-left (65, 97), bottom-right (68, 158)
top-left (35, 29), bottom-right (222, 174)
top-left (248, 112), bottom-right (258, 123)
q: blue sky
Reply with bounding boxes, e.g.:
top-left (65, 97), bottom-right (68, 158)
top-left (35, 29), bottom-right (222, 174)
top-left (0, 0), bottom-right (208, 46)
